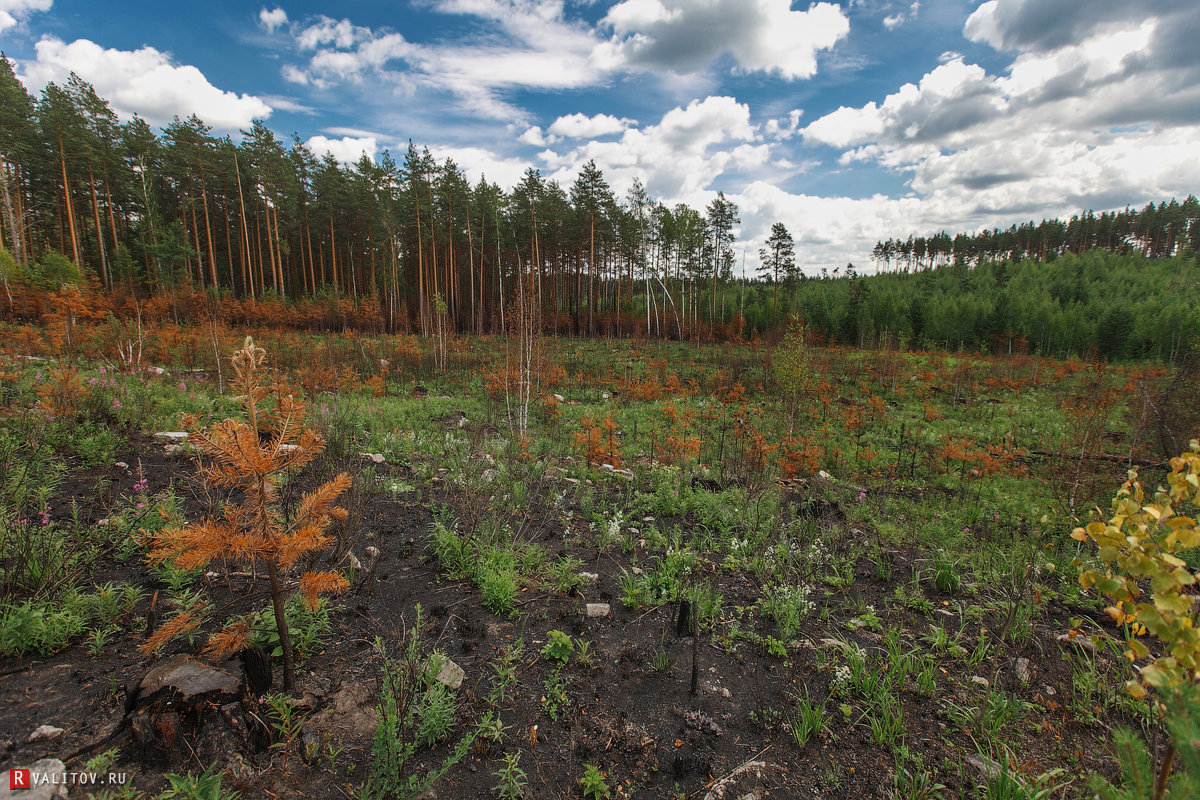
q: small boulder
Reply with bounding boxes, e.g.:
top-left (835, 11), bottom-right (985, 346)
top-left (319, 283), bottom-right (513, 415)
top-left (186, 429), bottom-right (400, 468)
top-left (1015, 658), bottom-right (1031, 683)
top-left (432, 657), bottom-right (465, 690)
top-left (1056, 632), bottom-right (1097, 652)
top-left (360, 453), bottom-right (386, 464)
top-left (27, 725), bottom-right (65, 743)
top-left (970, 676), bottom-right (989, 688)
top-left (966, 753), bottom-right (1004, 783)
top-left (585, 603), bottom-right (611, 618)
top-left (154, 431), bottom-right (188, 442)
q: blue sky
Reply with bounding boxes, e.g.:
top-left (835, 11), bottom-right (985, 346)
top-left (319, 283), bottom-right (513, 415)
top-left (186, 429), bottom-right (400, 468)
top-left (2, 0), bottom-right (1198, 273)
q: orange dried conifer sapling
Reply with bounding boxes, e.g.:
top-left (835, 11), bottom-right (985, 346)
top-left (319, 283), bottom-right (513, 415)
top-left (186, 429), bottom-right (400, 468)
top-left (144, 336), bottom-right (350, 691)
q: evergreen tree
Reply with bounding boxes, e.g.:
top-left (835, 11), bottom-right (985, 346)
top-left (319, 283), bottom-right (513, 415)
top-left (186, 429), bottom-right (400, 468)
top-left (758, 221), bottom-right (795, 326)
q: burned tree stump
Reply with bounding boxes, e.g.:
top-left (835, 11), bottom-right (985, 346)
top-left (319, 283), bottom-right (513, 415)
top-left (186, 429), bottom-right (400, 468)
top-left (128, 655), bottom-right (267, 766)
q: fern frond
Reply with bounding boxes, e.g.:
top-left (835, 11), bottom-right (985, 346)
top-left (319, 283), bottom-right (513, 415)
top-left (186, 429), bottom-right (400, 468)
top-left (298, 570), bottom-right (349, 609)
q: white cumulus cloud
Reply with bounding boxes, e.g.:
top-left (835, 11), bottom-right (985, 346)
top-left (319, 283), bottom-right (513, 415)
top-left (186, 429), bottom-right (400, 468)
top-left (546, 112), bottom-right (634, 139)
top-left (540, 95), bottom-right (760, 201)
top-left (428, 144), bottom-right (534, 188)
top-left (18, 37), bottom-right (273, 130)
top-left (306, 134), bottom-right (378, 163)
top-left (793, 0), bottom-right (1200, 262)
top-left (600, 0), bottom-right (850, 80)
top-left (0, 0), bottom-right (52, 34)
top-left (259, 7), bottom-right (288, 33)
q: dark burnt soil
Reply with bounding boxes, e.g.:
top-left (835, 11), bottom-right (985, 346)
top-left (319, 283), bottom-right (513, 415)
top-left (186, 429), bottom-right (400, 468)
top-left (0, 434), bottom-right (1133, 800)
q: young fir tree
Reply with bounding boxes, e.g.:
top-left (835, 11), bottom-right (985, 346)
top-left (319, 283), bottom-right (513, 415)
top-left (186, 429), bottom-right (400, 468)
top-left (144, 336), bottom-right (350, 691)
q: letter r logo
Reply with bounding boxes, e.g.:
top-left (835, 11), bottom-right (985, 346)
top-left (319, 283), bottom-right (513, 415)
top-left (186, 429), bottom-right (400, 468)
top-left (9, 768), bottom-right (30, 789)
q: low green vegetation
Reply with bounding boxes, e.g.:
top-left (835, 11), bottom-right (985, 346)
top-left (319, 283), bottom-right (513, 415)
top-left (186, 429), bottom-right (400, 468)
top-left (1, 322), bottom-right (1197, 798)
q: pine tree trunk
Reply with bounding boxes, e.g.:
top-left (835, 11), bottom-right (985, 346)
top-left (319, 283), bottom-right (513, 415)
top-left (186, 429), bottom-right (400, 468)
top-left (58, 134), bottom-right (81, 267)
top-left (199, 168), bottom-right (218, 290)
top-left (266, 560), bottom-right (295, 692)
top-left (88, 166), bottom-right (108, 288)
top-left (0, 159), bottom-right (23, 266)
top-left (233, 150), bottom-right (254, 296)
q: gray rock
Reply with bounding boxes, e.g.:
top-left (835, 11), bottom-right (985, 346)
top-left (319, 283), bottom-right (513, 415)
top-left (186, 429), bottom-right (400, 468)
top-left (27, 725), bottom-right (64, 743)
top-left (1015, 658), bottom-right (1031, 683)
top-left (432, 657), bottom-right (465, 690)
top-left (966, 752), bottom-right (1005, 783)
top-left (600, 463), bottom-right (615, 472)
top-left (578, 572), bottom-right (599, 583)
top-left (0, 759), bottom-right (70, 798)
top-left (970, 676), bottom-right (989, 688)
top-left (360, 452), bottom-right (386, 464)
top-left (154, 431), bottom-right (188, 442)
top-left (585, 603), bottom-right (611, 618)
top-left (684, 710), bottom-right (723, 736)
top-left (1056, 632), bottom-right (1097, 651)
top-left (329, 682), bottom-right (379, 736)
top-left (553, 394), bottom-right (565, 403)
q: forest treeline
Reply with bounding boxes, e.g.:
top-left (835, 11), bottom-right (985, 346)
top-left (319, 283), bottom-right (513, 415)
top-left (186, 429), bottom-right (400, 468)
top-left (871, 197), bottom-right (1200, 269)
top-left (777, 251), bottom-right (1198, 361)
top-left (0, 59), bottom-right (1197, 359)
